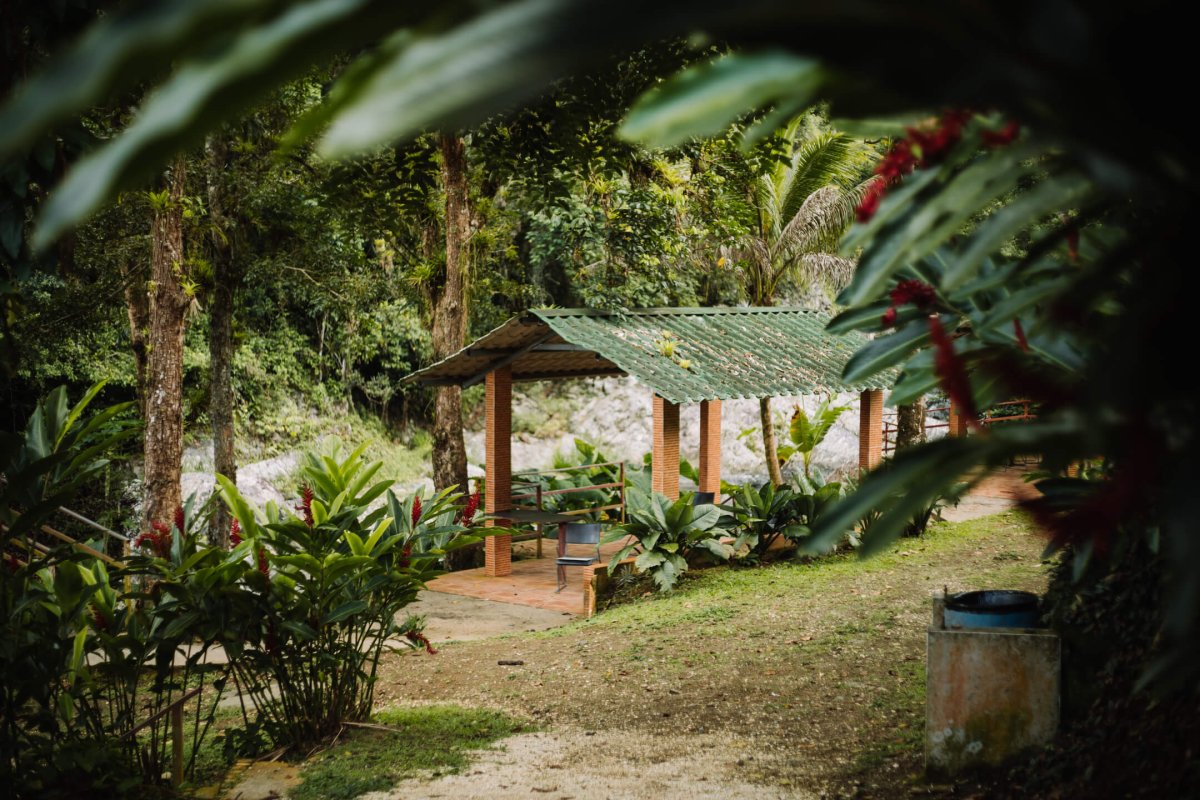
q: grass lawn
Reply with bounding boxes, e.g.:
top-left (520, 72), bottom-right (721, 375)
top-left (374, 510), bottom-right (1051, 797)
top-left (290, 705), bottom-right (525, 800)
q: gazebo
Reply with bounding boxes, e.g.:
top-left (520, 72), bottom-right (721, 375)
top-left (403, 307), bottom-right (891, 578)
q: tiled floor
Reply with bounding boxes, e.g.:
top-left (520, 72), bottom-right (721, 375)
top-left (426, 537), bottom-right (631, 615)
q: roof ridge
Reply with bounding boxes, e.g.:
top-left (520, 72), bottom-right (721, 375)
top-left (532, 306), bottom-right (822, 318)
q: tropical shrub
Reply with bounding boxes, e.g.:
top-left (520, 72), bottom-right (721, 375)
top-left (777, 397), bottom-right (850, 479)
top-left (215, 444), bottom-right (484, 747)
top-left (720, 479), bottom-right (845, 559)
top-left (603, 490), bottom-right (730, 591)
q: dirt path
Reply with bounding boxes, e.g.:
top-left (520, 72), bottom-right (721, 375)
top-left (373, 512), bottom-right (1049, 799)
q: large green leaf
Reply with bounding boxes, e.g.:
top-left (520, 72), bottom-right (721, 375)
top-left (942, 172), bottom-right (1095, 290)
top-left (840, 315), bottom-right (944, 384)
top-left (0, 0), bottom-right (284, 160)
top-left (619, 50), bottom-right (822, 149)
top-left (34, 0), bottom-right (409, 249)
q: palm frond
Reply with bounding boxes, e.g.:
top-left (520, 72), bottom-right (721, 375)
top-left (798, 252), bottom-right (857, 292)
top-left (780, 132), bottom-right (862, 220)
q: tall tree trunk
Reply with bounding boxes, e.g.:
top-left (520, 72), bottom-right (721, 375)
top-left (430, 132), bottom-right (469, 493)
top-left (206, 135), bottom-right (237, 547)
top-left (120, 258), bottom-right (150, 417)
top-left (142, 156), bottom-right (188, 529)
top-left (760, 396), bottom-right (785, 486)
top-left (896, 398), bottom-right (926, 451)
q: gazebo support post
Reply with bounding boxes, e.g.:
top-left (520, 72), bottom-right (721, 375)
top-left (859, 389), bottom-right (884, 471)
top-left (652, 394), bottom-right (680, 500)
top-left (698, 399), bottom-right (722, 497)
top-left (484, 366), bottom-right (513, 576)
top-left (948, 401), bottom-right (971, 437)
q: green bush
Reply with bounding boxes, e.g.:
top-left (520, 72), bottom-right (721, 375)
top-left (215, 443), bottom-right (484, 746)
top-left (603, 489), bottom-right (731, 591)
top-left (719, 478), bottom-right (845, 560)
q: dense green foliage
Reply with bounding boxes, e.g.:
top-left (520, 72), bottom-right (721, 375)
top-left (604, 490), bottom-right (731, 591)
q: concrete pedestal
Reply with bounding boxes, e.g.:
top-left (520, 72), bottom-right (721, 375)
top-left (925, 594), bottom-right (1060, 777)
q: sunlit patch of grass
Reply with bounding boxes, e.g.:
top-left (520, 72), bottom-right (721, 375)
top-left (290, 705), bottom-right (525, 800)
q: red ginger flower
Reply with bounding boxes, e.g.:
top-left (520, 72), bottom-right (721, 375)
top-left (856, 179), bottom-right (887, 223)
top-left (91, 606), bottom-right (110, 633)
top-left (411, 496), bottom-right (422, 527)
top-left (174, 506), bottom-right (185, 534)
top-left (229, 518), bottom-right (242, 547)
top-left (459, 490), bottom-right (481, 527)
top-left (1013, 318), bottom-right (1030, 353)
top-left (256, 547), bottom-right (269, 576)
top-left (929, 316), bottom-right (981, 430)
top-left (406, 629), bottom-right (438, 655)
top-left (890, 279), bottom-right (936, 308)
top-left (296, 484), bottom-right (315, 527)
top-left (982, 120), bottom-right (1020, 148)
top-left (135, 520), bottom-right (173, 558)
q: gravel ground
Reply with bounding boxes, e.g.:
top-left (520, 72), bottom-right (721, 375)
top-left (373, 512), bottom-right (1050, 799)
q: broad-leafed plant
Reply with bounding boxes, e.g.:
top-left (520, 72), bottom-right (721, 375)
top-left (215, 443), bottom-right (485, 746)
top-left (603, 489), bottom-right (730, 591)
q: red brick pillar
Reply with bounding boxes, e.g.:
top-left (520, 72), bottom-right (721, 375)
top-left (698, 399), bottom-right (722, 496)
top-left (948, 401), bottom-right (971, 437)
top-left (859, 389), bottom-right (884, 471)
top-left (484, 366), bottom-right (512, 576)
top-left (652, 394), bottom-right (680, 500)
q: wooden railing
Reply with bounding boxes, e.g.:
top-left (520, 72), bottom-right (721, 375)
top-left (509, 461), bottom-right (626, 558)
top-left (120, 685), bottom-right (203, 787)
top-left (882, 400), bottom-right (1037, 456)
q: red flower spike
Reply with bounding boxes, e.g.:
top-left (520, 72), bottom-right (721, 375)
top-left (890, 279), bottom-right (936, 309)
top-left (881, 307), bottom-right (898, 328)
top-left (174, 507), bottom-right (185, 534)
top-left (856, 180), bottom-right (887, 223)
top-left (1013, 318), bottom-right (1030, 353)
top-left (406, 629), bottom-right (438, 655)
top-left (929, 316), bottom-right (981, 430)
top-left (411, 496), bottom-right (422, 527)
top-left (295, 484), bottom-right (315, 527)
top-left (229, 518), bottom-right (242, 547)
top-left (91, 607), bottom-right (110, 633)
top-left (257, 547), bottom-right (269, 576)
top-left (459, 491), bottom-right (481, 527)
top-left (982, 120), bottom-right (1020, 148)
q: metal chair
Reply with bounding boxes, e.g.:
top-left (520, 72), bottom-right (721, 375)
top-left (556, 522), bottom-right (601, 592)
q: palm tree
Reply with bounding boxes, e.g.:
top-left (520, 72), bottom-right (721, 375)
top-left (730, 113), bottom-right (876, 485)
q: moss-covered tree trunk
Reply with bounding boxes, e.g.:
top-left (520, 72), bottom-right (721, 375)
top-left (760, 396), bottom-right (785, 486)
top-left (896, 398), bottom-right (926, 451)
top-left (143, 156), bottom-right (189, 529)
top-left (430, 133), bottom-right (469, 494)
top-left (206, 135), bottom-right (237, 547)
top-left (121, 258), bottom-right (150, 417)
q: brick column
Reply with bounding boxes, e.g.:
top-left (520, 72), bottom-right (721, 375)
top-left (484, 366), bottom-right (512, 577)
top-left (859, 389), bottom-right (884, 471)
top-left (651, 394), bottom-right (680, 500)
top-left (698, 399), bottom-right (722, 495)
top-left (948, 401), bottom-right (972, 437)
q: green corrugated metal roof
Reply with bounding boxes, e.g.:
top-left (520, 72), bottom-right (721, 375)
top-left (402, 307), bottom-right (890, 404)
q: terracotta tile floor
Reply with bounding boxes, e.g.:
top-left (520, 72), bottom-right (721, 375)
top-left (426, 537), bottom-right (632, 615)
top-left (968, 463), bottom-right (1041, 501)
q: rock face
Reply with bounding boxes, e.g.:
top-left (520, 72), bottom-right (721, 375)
top-left (179, 448), bottom-right (299, 511)
top-left (465, 377), bottom-right (944, 486)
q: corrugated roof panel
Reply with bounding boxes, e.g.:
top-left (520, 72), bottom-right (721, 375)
top-left (402, 307), bottom-right (892, 401)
